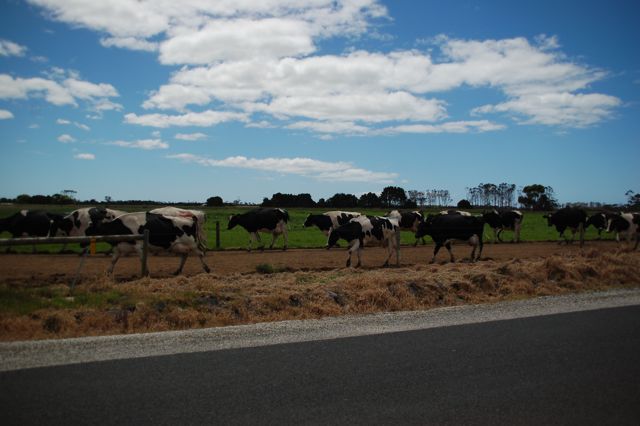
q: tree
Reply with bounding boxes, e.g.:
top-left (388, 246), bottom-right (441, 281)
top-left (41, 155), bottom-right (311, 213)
top-left (626, 190), bottom-right (640, 209)
top-left (380, 186), bottom-right (407, 208)
top-left (518, 184), bottom-right (558, 210)
top-left (358, 192), bottom-right (380, 208)
top-left (457, 199), bottom-right (472, 209)
top-left (207, 196), bottom-right (224, 207)
top-left (326, 193), bottom-right (358, 208)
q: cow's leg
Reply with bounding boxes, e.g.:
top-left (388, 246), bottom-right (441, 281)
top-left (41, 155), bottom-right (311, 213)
top-left (493, 228), bottom-right (499, 243)
top-left (431, 243), bottom-right (443, 263)
top-left (247, 232), bottom-right (256, 252)
top-left (355, 246), bottom-right (363, 268)
top-left (282, 226), bottom-right (288, 251)
top-left (107, 247), bottom-right (122, 275)
top-left (468, 235), bottom-right (478, 261)
top-left (174, 253), bottom-right (188, 275)
top-left (197, 250), bottom-right (211, 273)
top-left (268, 232), bottom-right (278, 249)
top-left (255, 232), bottom-right (265, 251)
top-left (557, 230), bottom-right (566, 245)
top-left (579, 223), bottom-right (585, 247)
top-left (445, 242), bottom-right (455, 263)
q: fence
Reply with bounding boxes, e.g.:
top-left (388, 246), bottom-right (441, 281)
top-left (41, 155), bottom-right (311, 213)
top-left (0, 231), bottom-right (151, 283)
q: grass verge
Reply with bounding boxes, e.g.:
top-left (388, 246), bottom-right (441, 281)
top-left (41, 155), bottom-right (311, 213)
top-left (0, 248), bottom-right (638, 341)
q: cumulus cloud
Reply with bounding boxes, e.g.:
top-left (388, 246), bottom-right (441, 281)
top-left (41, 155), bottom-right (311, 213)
top-left (0, 109), bottom-right (14, 119)
top-left (57, 118), bottom-right (91, 131)
top-left (0, 71), bottom-right (120, 110)
top-left (0, 39), bottom-right (27, 57)
top-left (124, 110), bottom-right (248, 128)
top-left (100, 36), bottom-right (158, 52)
top-left (57, 134), bottom-right (76, 143)
top-left (141, 36), bottom-right (619, 131)
top-left (175, 132), bottom-right (207, 141)
top-left (74, 153), bottom-right (95, 160)
top-left (27, 0), bottom-right (386, 64)
top-left (167, 153), bottom-right (397, 183)
top-left (27, 0), bottom-right (620, 131)
top-left (108, 139), bottom-right (169, 150)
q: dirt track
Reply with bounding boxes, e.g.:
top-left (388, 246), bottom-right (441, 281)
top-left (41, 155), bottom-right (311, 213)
top-left (0, 241), bottom-right (627, 284)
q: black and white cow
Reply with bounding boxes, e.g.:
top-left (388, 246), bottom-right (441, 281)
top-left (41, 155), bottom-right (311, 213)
top-left (482, 209), bottom-right (524, 243)
top-left (304, 211), bottom-right (361, 233)
top-left (415, 214), bottom-right (485, 263)
top-left (386, 210), bottom-right (424, 246)
top-left (0, 210), bottom-right (64, 253)
top-left (606, 212), bottom-right (639, 249)
top-left (150, 207), bottom-right (207, 251)
top-left (586, 212), bottom-right (608, 240)
top-left (91, 212), bottom-right (210, 275)
top-left (228, 208), bottom-right (289, 251)
top-left (51, 207), bottom-right (127, 238)
top-left (327, 215), bottom-right (399, 268)
top-left (543, 207), bottom-right (588, 246)
top-left (439, 210), bottom-right (472, 216)
top-left (49, 207), bottom-right (127, 253)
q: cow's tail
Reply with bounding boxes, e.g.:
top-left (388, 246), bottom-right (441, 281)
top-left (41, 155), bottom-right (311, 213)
top-left (279, 209), bottom-right (290, 223)
top-left (195, 214), bottom-right (208, 252)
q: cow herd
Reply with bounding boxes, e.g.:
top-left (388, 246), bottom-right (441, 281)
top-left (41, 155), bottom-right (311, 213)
top-left (0, 206), bottom-right (638, 274)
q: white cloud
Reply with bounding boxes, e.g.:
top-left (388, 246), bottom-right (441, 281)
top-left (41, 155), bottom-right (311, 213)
top-left (0, 72), bottom-right (120, 110)
top-left (250, 92), bottom-right (446, 123)
top-left (143, 37), bottom-right (619, 131)
top-left (168, 153), bottom-right (397, 183)
top-left (74, 153), bottom-right (95, 160)
top-left (472, 92), bottom-right (621, 127)
top-left (0, 39), bottom-right (27, 57)
top-left (380, 120), bottom-right (506, 135)
top-left (0, 109), bottom-right (14, 120)
top-left (108, 139), bottom-right (169, 150)
top-left (57, 118), bottom-right (91, 131)
top-left (175, 132), bottom-right (207, 141)
top-left (27, 0), bottom-right (619, 131)
top-left (57, 134), bottom-right (76, 143)
top-left (100, 36), bottom-right (158, 52)
top-left (159, 18), bottom-right (316, 64)
top-left (28, 0), bottom-right (387, 61)
top-left (124, 110), bottom-right (248, 128)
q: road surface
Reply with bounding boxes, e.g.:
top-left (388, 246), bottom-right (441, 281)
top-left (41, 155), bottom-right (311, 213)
top-left (2, 291), bottom-right (639, 425)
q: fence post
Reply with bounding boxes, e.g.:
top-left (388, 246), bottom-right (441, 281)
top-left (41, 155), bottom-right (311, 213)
top-left (215, 221), bottom-right (221, 249)
top-left (141, 229), bottom-right (149, 277)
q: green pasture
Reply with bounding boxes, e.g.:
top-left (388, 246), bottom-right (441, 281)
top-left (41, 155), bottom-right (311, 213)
top-left (0, 204), bottom-right (614, 253)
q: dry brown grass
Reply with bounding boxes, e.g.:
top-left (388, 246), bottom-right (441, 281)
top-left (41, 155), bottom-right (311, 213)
top-left (1, 249), bottom-right (639, 341)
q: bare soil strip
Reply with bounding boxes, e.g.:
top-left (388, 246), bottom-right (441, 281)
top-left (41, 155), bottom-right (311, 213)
top-left (0, 241), bottom-right (627, 283)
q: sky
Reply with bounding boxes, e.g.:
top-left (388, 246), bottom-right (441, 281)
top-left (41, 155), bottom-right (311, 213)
top-left (0, 0), bottom-right (639, 205)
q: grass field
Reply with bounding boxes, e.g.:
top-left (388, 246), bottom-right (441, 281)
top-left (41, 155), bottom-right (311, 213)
top-left (0, 204), bottom-right (614, 253)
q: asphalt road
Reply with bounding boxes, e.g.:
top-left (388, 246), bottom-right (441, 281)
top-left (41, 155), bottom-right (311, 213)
top-left (2, 305), bottom-right (639, 425)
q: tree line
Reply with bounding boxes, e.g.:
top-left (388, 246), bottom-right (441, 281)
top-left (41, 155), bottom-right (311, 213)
top-left (4, 184), bottom-right (638, 211)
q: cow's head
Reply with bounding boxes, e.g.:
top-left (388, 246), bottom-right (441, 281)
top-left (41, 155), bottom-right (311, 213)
top-left (49, 216), bottom-right (74, 236)
top-left (542, 213), bottom-right (554, 227)
top-left (606, 213), bottom-right (629, 233)
top-left (303, 214), bottom-right (315, 228)
top-left (227, 214), bottom-right (238, 230)
top-left (415, 215), bottom-right (436, 239)
top-left (326, 228), bottom-right (340, 249)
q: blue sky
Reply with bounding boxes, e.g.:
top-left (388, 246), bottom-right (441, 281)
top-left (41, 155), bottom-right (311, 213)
top-left (0, 0), bottom-right (638, 204)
